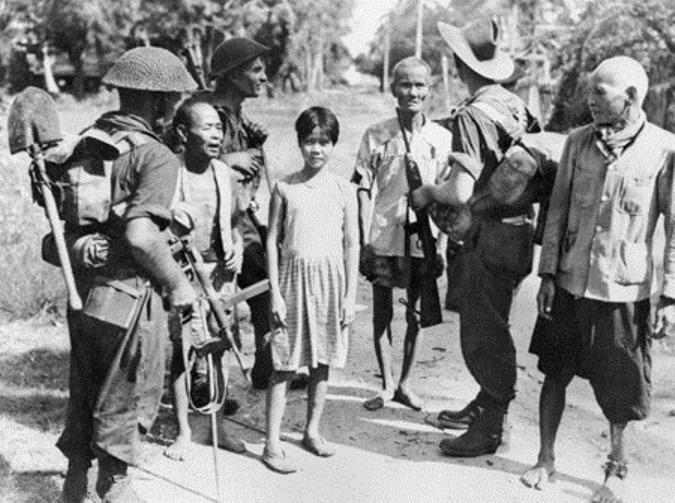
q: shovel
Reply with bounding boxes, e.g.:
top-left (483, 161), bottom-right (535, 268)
top-left (7, 86), bottom-right (82, 311)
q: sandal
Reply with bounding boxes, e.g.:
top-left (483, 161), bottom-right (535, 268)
top-left (363, 395), bottom-right (385, 411)
top-left (302, 436), bottom-right (336, 457)
top-left (261, 447), bottom-right (297, 474)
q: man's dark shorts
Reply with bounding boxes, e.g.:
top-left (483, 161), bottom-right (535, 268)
top-left (529, 287), bottom-right (652, 423)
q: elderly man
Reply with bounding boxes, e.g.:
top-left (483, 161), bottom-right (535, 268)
top-left (412, 18), bottom-right (540, 457)
top-left (56, 48), bottom-right (198, 502)
top-left (520, 56), bottom-right (675, 503)
top-left (163, 99), bottom-right (246, 461)
top-left (353, 56), bottom-right (452, 412)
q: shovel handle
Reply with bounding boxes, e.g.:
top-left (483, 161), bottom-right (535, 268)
top-left (32, 154), bottom-right (83, 311)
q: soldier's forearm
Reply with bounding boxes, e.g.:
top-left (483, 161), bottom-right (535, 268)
top-left (125, 218), bottom-right (189, 291)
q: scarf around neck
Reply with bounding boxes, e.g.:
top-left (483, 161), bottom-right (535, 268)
top-left (594, 110), bottom-right (646, 162)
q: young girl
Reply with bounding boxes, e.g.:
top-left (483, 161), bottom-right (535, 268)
top-left (263, 107), bottom-right (359, 473)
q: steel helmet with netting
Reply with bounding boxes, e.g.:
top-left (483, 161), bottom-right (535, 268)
top-left (103, 47), bottom-right (197, 92)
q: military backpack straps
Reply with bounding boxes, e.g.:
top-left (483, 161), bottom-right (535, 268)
top-left (45, 127), bottom-right (152, 229)
top-left (466, 100), bottom-right (565, 212)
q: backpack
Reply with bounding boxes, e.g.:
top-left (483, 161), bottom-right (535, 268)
top-left (467, 101), bottom-right (565, 212)
top-left (45, 127), bottom-right (150, 228)
top-left (428, 103), bottom-right (566, 243)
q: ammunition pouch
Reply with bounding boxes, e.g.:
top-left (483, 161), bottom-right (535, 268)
top-left (83, 276), bottom-right (148, 329)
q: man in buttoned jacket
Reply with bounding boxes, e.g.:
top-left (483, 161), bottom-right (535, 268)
top-left (521, 56), bottom-right (675, 503)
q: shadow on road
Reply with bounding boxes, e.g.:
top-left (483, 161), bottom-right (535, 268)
top-left (0, 348), bottom-right (69, 432)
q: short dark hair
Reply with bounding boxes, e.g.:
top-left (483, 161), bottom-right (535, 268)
top-left (168, 97), bottom-right (212, 152)
top-left (173, 97), bottom-right (206, 131)
top-left (295, 106), bottom-right (339, 145)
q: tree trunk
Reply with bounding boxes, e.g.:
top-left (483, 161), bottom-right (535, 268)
top-left (69, 47), bottom-right (85, 98)
top-left (415, 0), bottom-right (423, 58)
top-left (382, 23), bottom-right (390, 93)
top-left (41, 43), bottom-right (60, 95)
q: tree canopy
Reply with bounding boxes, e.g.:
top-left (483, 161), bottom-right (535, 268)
top-left (545, 0), bottom-right (675, 131)
top-left (1, 0), bottom-right (354, 95)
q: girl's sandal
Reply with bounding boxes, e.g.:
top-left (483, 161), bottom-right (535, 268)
top-left (302, 436), bottom-right (336, 457)
top-left (261, 447), bottom-right (297, 474)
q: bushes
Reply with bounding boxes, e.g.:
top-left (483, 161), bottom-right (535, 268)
top-left (0, 151), bottom-right (65, 320)
top-left (0, 94), bottom-right (108, 320)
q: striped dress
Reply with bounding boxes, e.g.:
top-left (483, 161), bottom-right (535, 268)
top-left (271, 171), bottom-right (354, 371)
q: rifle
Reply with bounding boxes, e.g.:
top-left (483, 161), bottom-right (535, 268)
top-left (168, 225), bottom-right (270, 384)
top-left (181, 27), bottom-right (208, 91)
top-left (396, 108), bottom-right (443, 328)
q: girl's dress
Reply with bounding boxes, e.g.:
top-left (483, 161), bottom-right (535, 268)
top-left (272, 171), bottom-right (354, 371)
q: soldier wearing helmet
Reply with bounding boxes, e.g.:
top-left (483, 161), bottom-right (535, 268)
top-left (208, 37), bottom-right (284, 391)
top-left (57, 47), bottom-right (198, 503)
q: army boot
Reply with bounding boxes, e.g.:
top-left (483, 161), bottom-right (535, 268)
top-left (95, 453), bottom-right (144, 503)
top-left (436, 392), bottom-right (490, 429)
top-left (61, 457), bottom-right (93, 503)
top-left (439, 401), bottom-right (507, 457)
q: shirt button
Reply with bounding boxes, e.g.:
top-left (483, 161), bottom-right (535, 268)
top-left (601, 195), bottom-right (609, 202)
top-left (596, 226), bottom-right (602, 232)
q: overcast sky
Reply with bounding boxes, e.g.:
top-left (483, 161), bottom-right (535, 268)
top-left (342, 0), bottom-right (396, 57)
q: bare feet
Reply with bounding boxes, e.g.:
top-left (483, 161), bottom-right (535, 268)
top-left (591, 477), bottom-right (625, 503)
top-left (163, 434), bottom-right (191, 461)
top-left (363, 390), bottom-right (394, 411)
top-left (520, 460), bottom-right (555, 490)
top-left (393, 386), bottom-right (424, 411)
top-left (214, 427), bottom-right (246, 454)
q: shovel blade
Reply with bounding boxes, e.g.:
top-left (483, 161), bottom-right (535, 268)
top-left (7, 86), bottom-right (62, 155)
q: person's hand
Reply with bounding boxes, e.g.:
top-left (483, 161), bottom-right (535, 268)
top-left (536, 276), bottom-right (555, 320)
top-left (341, 297), bottom-right (356, 328)
top-left (271, 292), bottom-right (287, 328)
top-left (222, 249), bottom-right (238, 273)
top-left (653, 298), bottom-right (675, 339)
top-left (168, 280), bottom-right (198, 315)
top-left (409, 185), bottom-right (434, 211)
top-left (225, 150), bottom-right (263, 178)
top-left (247, 122), bottom-right (269, 145)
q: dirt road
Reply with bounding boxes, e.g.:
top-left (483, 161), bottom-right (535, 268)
top-left (2, 266), bottom-right (675, 503)
top-left (1, 91), bottom-right (675, 502)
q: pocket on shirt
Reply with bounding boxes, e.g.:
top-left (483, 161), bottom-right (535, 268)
top-left (618, 177), bottom-right (653, 215)
top-left (615, 241), bottom-right (650, 285)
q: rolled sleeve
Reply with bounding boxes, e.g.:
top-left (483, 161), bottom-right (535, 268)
top-left (538, 136), bottom-right (575, 277)
top-left (451, 112), bottom-right (484, 180)
top-left (123, 143), bottom-right (179, 230)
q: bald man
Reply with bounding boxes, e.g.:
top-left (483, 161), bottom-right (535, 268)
top-left (521, 56), bottom-right (675, 502)
top-left (352, 57), bottom-right (451, 411)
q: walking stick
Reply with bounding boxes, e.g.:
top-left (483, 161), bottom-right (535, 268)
top-left (210, 395), bottom-right (223, 503)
